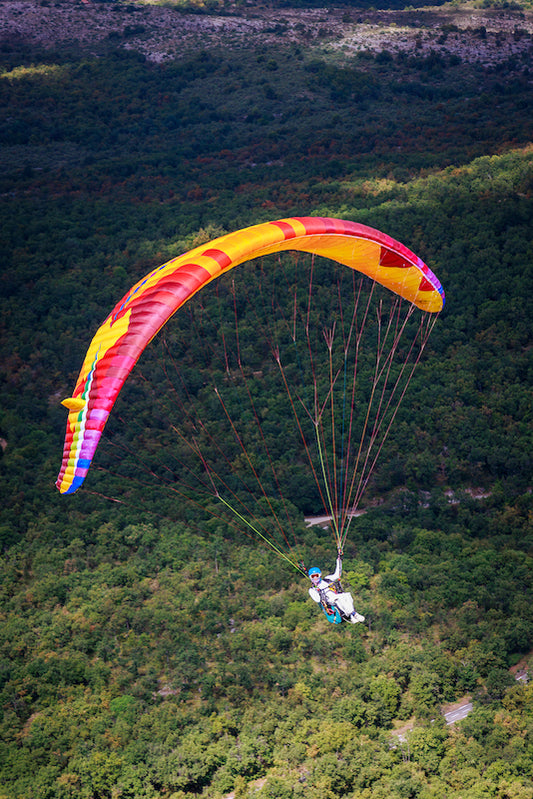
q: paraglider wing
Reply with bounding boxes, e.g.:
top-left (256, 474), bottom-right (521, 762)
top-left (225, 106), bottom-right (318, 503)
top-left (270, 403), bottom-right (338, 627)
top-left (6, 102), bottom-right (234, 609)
top-left (56, 217), bottom-right (444, 495)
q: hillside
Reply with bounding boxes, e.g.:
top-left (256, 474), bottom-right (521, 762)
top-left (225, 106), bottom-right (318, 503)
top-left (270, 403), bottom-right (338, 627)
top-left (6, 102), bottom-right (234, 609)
top-left (2, 0), bottom-right (533, 64)
top-left (1, 1), bottom-right (532, 797)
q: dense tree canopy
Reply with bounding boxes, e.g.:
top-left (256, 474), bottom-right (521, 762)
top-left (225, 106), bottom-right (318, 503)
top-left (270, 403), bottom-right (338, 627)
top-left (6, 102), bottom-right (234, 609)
top-left (0, 3), bottom-right (532, 797)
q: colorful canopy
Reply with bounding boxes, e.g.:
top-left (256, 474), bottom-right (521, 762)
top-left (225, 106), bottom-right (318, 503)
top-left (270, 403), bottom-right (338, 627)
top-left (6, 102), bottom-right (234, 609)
top-left (56, 216), bottom-right (444, 494)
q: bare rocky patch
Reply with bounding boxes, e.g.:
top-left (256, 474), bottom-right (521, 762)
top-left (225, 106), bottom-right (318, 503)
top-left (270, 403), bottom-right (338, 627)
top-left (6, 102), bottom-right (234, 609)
top-left (1, 0), bottom-right (532, 67)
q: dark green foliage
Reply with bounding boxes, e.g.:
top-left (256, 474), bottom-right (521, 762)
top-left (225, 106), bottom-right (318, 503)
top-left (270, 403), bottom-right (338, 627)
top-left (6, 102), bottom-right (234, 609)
top-left (1, 6), bottom-right (533, 798)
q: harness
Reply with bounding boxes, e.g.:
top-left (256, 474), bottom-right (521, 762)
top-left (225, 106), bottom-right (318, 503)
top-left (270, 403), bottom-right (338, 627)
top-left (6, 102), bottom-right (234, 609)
top-left (319, 577), bottom-right (343, 608)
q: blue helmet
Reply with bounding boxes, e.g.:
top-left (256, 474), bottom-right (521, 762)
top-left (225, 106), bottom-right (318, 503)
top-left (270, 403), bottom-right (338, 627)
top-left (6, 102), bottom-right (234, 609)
top-left (308, 567), bottom-right (321, 579)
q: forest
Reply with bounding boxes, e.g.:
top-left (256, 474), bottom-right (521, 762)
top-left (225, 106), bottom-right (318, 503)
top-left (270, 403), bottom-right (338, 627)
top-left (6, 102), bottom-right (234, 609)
top-left (0, 0), bottom-right (532, 797)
